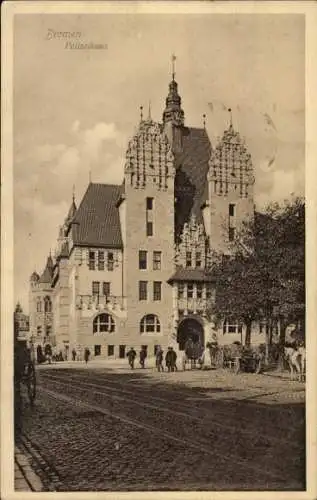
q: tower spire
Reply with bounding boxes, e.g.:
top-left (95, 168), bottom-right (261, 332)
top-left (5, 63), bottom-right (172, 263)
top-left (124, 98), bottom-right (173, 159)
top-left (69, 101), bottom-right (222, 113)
top-left (147, 101), bottom-right (152, 121)
top-left (72, 184), bottom-right (75, 203)
top-left (203, 114), bottom-right (206, 129)
top-left (171, 53), bottom-right (176, 81)
top-left (140, 105), bottom-right (143, 122)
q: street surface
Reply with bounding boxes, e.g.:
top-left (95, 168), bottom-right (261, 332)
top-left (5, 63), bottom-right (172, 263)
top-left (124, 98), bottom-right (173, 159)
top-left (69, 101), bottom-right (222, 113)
top-left (15, 362), bottom-right (305, 491)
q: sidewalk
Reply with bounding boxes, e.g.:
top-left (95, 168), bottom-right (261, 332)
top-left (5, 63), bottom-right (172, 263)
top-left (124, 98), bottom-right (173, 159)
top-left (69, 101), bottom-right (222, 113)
top-left (14, 446), bottom-right (44, 492)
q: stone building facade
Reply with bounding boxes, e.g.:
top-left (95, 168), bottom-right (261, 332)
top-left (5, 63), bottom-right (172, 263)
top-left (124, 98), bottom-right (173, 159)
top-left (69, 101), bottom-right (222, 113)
top-left (29, 71), bottom-right (265, 360)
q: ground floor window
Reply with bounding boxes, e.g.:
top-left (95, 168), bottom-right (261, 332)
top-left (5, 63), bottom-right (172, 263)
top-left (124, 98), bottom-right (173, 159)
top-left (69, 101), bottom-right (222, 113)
top-left (223, 318), bottom-right (243, 334)
top-left (119, 345), bottom-right (126, 358)
top-left (108, 345), bottom-right (114, 356)
top-left (93, 313), bottom-right (115, 333)
top-left (140, 314), bottom-right (161, 333)
top-left (94, 345), bottom-right (101, 356)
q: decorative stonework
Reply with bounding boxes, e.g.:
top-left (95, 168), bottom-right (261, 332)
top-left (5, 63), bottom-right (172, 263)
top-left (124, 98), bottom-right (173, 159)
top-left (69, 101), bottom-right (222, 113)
top-left (124, 118), bottom-right (175, 190)
top-left (208, 124), bottom-right (255, 198)
top-left (175, 214), bottom-right (211, 268)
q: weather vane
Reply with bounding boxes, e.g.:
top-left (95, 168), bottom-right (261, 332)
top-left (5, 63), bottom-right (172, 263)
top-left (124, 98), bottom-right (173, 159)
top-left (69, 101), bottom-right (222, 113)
top-left (171, 54), bottom-right (177, 80)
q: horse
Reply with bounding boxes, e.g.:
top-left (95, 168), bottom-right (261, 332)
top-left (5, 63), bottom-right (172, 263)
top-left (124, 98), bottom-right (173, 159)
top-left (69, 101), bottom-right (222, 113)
top-left (284, 344), bottom-right (306, 382)
top-left (181, 339), bottom-right (204, 370)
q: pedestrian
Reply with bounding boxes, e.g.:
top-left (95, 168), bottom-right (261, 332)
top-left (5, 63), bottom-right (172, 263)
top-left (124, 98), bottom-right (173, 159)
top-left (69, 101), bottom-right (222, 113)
top-left (170, 347), bottom-right (177, 372)
top-left (126, 347), bottom-right (136, 369)
top-left (72, 348), bottom-right (77, 362)
top-left (84, 347), bottom-right (90, 364)
top-left (155, 346), bottom-right (164, 372)
top-left (165, 347), bottom-right (173, 372)
top-left (139, 346), bottom-right (147, 369)
top-left (44, 343), bottom-right (52, 364)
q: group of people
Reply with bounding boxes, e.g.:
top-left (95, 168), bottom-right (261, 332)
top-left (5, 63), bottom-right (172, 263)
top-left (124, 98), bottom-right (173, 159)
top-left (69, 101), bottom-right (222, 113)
top-left (126, 345), bottom-right (178, 372)
top-left (71, 347), bottom-right (91, 363)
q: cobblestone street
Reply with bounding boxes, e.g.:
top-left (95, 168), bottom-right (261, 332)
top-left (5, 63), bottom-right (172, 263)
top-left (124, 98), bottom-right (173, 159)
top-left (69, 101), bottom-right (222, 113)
top-left (15, 363), bottom-right (305, 491)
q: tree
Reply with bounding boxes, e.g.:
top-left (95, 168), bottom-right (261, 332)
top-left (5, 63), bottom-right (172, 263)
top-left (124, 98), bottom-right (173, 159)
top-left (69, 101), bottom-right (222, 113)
top-left (209, 197), bottom-right (305, 353)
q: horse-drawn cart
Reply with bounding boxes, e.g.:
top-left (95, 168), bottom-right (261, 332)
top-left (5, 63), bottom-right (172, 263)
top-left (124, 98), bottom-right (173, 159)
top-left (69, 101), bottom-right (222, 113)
top-left (14, 338), bottom-right (36, 407)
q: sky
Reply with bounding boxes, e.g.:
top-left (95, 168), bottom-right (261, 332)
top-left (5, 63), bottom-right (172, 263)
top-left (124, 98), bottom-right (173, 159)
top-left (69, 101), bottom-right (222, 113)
top-left (13, 13), bottom-right (305, 312)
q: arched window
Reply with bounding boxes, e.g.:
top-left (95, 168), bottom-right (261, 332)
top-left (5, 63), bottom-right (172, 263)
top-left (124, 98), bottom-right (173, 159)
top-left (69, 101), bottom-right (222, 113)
top-left (44, 296), bottom-right (52, 313)
top-left (36, 298), bottom-right (42, 313)
top-left (140, 314), bottom-right (161, 334)
top-left (93, 313), bottom-right (115, 334)
top-left (223, 317), bottom-right (243, 334)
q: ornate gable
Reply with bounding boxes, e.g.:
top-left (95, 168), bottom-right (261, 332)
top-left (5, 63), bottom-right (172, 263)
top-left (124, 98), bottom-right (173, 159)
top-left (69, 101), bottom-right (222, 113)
top-left (125, 118), bottom-right (175, 190)
top-left (208, 124), bottom-right (254, 198)
top-left (175, 214), bottom-right (211, 268)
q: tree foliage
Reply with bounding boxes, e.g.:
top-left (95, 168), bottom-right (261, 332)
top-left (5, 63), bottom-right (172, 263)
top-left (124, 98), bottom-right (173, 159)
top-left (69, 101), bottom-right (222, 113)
top-left (209, 197), bottom-right (305, 346)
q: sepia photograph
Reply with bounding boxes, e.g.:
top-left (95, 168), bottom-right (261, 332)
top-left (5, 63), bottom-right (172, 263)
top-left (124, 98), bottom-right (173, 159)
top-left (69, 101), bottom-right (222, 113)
top-left (2, 2), bottom-right (317, 498)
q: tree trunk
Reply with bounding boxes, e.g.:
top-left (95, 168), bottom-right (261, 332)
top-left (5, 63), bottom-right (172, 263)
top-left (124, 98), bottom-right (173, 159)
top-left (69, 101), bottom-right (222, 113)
top-left (244, 319), bottom-right (252, 346)
top-left (278, 317), bottom-right (287, 370)
top-left (265, 322), bottom-right (270, 365)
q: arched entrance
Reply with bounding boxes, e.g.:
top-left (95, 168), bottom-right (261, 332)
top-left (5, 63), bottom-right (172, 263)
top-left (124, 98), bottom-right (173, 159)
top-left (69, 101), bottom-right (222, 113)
top-left (177, 317), bottom-right (204, 351)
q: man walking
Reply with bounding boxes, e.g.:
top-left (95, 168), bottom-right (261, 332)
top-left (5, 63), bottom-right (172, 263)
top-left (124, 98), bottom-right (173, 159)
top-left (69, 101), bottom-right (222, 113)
top-left (155, 346), bottom-right (164, 372)
top-left (84, 347), bottom-right (90, 364)
top-left (139, 346), bottom-right (147, 369)
top-left (127, 347), bottom-right (136, 369)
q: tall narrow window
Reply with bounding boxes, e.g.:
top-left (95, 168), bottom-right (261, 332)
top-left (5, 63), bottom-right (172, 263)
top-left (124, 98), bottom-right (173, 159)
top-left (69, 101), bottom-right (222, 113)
top-left (206, 285), bottom-right (213, 300)
top-left (186, 251), bottom-right (192, 268)
top-left (229, 227), bottom-right (235, 241)
top-left (153, 281), bottom-right (162, 301)
top-left (107, 252), bottom-right (114, 271)
top-left (195, 252), bottom-right (202, 268)
top-left (98, 251), bottom-right (105, 271)
top-left (146, 197), bottom-right (153, 210)
top-left (229, 203), bottom-right (236, 217)
top-left (139, 281), bottom-right (148, 301)
top-left (102, 282), bottom-right (111, 297)
top-left (139, 250), bottom-right (147, 270)
top-left (92, 281), bottom-right (100, 296)
top-left (187, 283), bottom-right (194, 298)
top-left (153, 251), bottom-right (161, 270)
top-left (146, 197), bottom-right (154, 236)
top-left (89, 251), bottom-right (95, 270)
top-left (36, 298), bottom-right (42, 312)
top-left (196, 284), bottom-right (203, 299)
top-left (178, 283), bottom-right (185, 299)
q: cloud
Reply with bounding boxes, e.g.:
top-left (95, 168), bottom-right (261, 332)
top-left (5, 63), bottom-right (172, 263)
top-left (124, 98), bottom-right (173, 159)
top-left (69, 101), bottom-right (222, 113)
top-left (255, 166), bottom-right (304, 210)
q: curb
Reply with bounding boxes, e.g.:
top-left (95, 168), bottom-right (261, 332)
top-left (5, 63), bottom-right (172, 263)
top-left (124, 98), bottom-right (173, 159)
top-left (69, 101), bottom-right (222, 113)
top-left (15, 446), bottom-right (44, 492)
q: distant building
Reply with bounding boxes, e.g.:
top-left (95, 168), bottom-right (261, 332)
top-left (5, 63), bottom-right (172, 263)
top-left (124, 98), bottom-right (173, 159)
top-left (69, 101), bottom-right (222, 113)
top-left (14, 302), bottom-right (29, 341)
top-left (29, 69), bottom-right (265, 359)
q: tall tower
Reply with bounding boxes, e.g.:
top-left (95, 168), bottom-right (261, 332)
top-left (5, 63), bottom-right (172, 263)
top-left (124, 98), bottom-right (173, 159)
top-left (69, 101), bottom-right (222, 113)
top-left (205, 118), bottom-right (255, 254)
top-left (162, 56), bottom-right (185, 153)
top-left (122, 110), bottom-right (176, 345)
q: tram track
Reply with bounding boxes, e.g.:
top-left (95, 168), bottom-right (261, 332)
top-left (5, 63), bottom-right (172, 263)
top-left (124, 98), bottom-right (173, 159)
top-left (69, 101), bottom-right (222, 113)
top-left (37, 382), bottom-right (292, 485)
top-left (39, 370), bottom-right (304, 451)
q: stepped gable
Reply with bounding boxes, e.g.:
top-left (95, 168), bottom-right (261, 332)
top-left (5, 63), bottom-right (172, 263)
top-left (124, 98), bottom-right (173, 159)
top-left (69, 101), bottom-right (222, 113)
top-left (72, 183), bottom-right (124, 248)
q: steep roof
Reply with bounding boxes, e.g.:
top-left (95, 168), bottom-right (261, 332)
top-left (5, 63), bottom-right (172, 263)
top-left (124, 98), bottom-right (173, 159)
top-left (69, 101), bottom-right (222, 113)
top-left (72, 183), bottom-right (123, 248)
top-left (174, 127), bottom-right (211, 230)
top-left (168, 267), bottom-right (216, 283)
top-left (39, 255), bottom-right (54, 283)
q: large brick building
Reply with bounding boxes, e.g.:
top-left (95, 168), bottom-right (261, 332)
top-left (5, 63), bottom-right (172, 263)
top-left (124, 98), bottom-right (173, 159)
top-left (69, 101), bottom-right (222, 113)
top-left (29, 71), bottom-right (265, 360)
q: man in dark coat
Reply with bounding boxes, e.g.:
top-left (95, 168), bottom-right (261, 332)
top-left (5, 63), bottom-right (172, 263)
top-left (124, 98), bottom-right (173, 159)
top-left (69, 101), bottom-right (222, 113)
top-left (139, 347), bottom-right (147, 369)
top-left (155, 346), bottom-right (164, 372)
top-left (127, 347), bottom-right (136, 369)
top-left (165, 347), bottom-right (174, 372)
top-left (170, 347), bottom-right (177, 372)
top-left (84, 347), bottom-right (90, 364)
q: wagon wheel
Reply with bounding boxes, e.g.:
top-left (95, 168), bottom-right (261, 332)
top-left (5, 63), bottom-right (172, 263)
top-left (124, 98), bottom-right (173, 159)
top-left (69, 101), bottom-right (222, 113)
top-left (27, 364), bottom-right (36, 406)
top-left (234, 357), bottom-right (241, 374)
